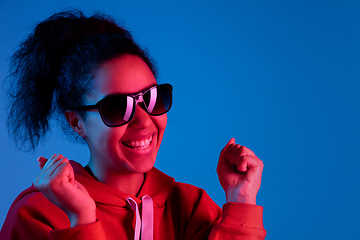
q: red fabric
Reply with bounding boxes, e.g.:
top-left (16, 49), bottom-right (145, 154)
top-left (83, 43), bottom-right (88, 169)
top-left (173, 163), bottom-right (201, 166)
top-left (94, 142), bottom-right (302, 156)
top-left (0, 161), bottom-right (266, 239)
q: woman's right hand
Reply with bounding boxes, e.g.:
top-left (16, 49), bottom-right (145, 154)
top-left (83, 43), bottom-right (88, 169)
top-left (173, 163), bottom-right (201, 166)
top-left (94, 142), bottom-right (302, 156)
top-left (33, 154), bottom-right (96, 227)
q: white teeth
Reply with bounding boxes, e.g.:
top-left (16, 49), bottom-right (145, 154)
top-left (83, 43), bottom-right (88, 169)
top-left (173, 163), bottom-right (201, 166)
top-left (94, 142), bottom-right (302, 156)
top-left (123, 135), bottom-right (153, 150)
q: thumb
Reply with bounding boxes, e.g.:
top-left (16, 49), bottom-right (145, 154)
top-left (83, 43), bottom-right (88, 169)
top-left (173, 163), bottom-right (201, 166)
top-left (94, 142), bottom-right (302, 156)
top-left (219, 138), bottom-right (236, 160)
top-left (226, 138), bottom-right (236, 146)
top-left (37, 156), bottom-right (48, 170)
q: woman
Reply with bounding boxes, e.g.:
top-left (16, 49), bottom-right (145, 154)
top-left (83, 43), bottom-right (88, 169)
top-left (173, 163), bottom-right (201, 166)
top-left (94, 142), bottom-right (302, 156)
top-left (0, 10), bottom-right (266, 240)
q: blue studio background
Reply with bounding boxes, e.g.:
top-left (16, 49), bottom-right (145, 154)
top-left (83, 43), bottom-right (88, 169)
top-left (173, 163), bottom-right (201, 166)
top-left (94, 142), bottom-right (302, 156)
top-left (0, 0), bottom-right (359, 239)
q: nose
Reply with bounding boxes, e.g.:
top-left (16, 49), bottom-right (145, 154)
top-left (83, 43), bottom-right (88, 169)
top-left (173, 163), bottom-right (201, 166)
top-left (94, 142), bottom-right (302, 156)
top-left (129, 104), bottom-right (152, 128)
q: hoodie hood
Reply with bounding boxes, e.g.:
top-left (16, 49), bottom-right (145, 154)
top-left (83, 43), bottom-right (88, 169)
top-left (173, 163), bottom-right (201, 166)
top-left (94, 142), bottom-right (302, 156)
top-left (14, 160), bottom-right (175, 210)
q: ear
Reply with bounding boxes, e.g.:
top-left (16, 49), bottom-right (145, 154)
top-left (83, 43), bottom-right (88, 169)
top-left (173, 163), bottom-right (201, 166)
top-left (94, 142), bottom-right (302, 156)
top-left (64, 110), bottom-right (87, 137)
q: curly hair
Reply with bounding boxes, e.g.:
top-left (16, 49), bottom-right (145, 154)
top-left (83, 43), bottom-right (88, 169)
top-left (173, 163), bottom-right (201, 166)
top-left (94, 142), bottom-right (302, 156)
top-left (6, 10), bottom-right (157, 151)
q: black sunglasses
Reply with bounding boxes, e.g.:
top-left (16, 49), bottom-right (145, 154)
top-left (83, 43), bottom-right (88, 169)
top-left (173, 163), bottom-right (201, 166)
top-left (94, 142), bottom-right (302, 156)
top-left (75, 84), bottom-right (173, 127)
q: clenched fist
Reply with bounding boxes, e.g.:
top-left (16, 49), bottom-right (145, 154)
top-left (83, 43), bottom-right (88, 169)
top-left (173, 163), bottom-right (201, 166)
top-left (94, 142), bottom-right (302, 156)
top-left (33, 154), bottom-right (96, 227)
top-left (217, 138), bottom-right (264, 205)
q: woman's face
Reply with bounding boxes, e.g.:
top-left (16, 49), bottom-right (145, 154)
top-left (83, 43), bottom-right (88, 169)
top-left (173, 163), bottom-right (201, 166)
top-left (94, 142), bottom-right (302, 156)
top-left (81, 54), bottom-right (167, 176)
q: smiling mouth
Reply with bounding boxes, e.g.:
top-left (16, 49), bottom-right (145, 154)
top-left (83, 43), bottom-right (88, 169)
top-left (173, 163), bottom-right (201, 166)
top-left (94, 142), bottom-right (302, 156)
top-left (122, 135), bottom-right (153, 150)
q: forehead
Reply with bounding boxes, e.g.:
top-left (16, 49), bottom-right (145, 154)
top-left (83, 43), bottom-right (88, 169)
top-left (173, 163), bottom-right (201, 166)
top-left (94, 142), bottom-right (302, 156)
top-left (88, 55), bottom-right (157, 102)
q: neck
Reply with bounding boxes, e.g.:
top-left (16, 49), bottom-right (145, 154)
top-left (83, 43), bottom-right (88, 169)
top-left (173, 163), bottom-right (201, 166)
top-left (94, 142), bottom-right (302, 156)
top-left (86, 162), bottom-right (145, 197)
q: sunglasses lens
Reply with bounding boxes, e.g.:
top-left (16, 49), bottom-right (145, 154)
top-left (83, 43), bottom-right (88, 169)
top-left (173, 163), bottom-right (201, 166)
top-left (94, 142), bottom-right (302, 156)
top-left (99, 95), bottom-right (134, 127)
top-left (143, 84), bottom-right (172, 115)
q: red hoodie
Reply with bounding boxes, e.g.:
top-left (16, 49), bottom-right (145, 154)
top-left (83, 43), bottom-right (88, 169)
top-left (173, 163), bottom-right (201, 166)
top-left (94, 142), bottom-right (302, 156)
top-left (0, 161), bottom-right (266, 239)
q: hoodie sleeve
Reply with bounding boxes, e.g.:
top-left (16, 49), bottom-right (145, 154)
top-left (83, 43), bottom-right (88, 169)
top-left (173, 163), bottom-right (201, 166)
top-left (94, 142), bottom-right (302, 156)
top-left (49, 221), bottom-right (106, 239)
top-left (208, 203), bottom-right (267, 240)
top-left (0, 190), bottom-right (107, 240)
top-left (173, 183), bottom-right (266, 240)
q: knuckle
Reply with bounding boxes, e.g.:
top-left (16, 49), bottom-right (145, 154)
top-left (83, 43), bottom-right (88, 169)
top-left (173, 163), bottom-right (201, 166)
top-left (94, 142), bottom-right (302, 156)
top-left (59, 156), bottom-right (69, 163)
top-left (55, 158), bottom-right (69, 168)
top-left (240, 145), bottom-right (249, 152)
top-left (231, 144), bottom-right (241, 151)
top-left (260, 160), bottom-right (264, 168)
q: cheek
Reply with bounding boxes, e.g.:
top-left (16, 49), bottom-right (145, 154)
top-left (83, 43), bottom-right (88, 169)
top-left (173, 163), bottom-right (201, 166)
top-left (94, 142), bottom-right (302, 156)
top-left (84, 113), bottom-right (126, 145)
top-left (153, 114), bottom-right (167, 137)
top-left (84, 113), bottom-right (106, 136)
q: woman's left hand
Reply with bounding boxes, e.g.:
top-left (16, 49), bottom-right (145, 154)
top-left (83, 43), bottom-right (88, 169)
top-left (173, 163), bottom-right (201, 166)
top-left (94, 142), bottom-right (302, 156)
top-left (217, 138), bottom-right (264, 204)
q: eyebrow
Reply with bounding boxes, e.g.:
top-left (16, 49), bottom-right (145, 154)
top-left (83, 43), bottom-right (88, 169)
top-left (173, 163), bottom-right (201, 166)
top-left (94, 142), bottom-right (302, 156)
top-left (102, 92), bottom-right (125, 99)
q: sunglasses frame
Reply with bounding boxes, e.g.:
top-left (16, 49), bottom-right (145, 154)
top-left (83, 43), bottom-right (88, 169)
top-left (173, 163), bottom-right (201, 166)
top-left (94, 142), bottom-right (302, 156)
top-left (75, 83), bottom-right (173, 127)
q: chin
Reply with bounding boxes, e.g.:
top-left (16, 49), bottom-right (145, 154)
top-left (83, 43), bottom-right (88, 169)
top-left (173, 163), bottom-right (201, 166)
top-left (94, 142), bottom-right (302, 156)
top-left (131, 160), bottom-right (155, 174)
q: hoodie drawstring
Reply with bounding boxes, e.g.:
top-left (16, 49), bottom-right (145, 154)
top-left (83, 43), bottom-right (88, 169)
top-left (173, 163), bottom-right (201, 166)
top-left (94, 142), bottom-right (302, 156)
top-left (126, 195), bottom-right (154, 240)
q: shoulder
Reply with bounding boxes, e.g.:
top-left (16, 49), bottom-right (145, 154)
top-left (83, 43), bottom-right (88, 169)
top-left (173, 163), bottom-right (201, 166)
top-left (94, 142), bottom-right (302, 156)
top-left (145, 168), bottom-right (220, 210)
top-left (173, 181), bottom-right (208, 199)
top-left (153, 169), bottom-right (221, 218)
top-left (167, 178), bottom-right (222, 236)
top-left (8, 185), bottom-right (50, 211)
top-left (1, 185), bottom-right (69, 231)
top-left (172, 182), bottom-right (220, 212)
